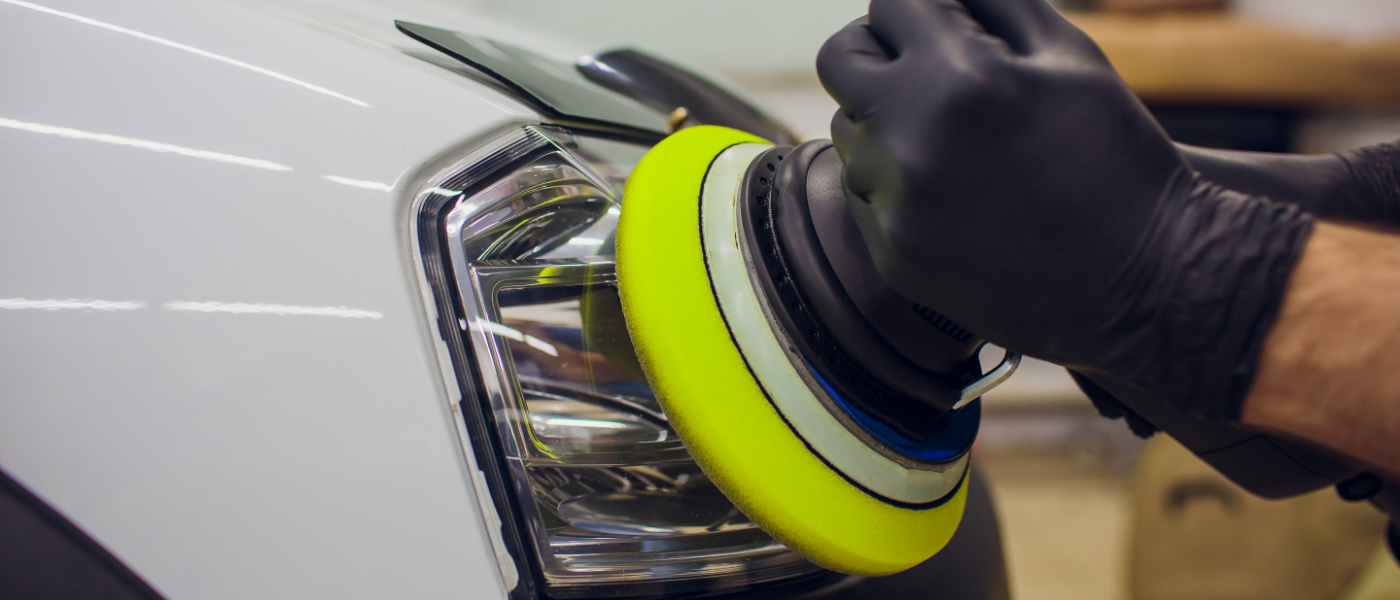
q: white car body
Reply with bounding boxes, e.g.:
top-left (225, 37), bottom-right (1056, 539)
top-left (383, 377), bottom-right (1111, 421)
top-left (0, 2), bottom-right (1009, 599)
top-left (1, 1), bottom-right (540, 597)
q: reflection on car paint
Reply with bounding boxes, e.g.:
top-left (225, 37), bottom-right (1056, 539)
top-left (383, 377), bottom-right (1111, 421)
top-left (0, 0), bottom-right (370, 107)
top-left (0, 117), bottom-right (292, 171)
top-left (0, 298), bottom-right (147, 311)
top-left (322, 175), bottom-right (392, 191)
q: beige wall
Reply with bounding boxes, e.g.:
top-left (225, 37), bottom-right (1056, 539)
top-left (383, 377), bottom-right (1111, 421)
top-left (1236, 0), bottom-right (1400, 39)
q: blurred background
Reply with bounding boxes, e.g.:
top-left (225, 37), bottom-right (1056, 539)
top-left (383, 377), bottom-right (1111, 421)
top-left (429, 1), bottom-right (1400, 598)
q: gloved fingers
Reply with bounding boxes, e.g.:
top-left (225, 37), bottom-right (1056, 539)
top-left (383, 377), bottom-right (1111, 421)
top-left (867, 0), bottom-right (984, 53)
top-left (958, 0), bottom-right (1073, 55)
top-left (816, 18), bottom-right (893, 118)
top-left (828, 110), bottom-right (869, 195)
top-left (829, 110), bottom-right (893, 205)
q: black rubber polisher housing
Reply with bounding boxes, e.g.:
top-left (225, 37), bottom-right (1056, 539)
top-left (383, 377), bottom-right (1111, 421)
top-left (741, 139), bottom-right (1400, 529)
top-left (740, 140), bottom-right (986, 440)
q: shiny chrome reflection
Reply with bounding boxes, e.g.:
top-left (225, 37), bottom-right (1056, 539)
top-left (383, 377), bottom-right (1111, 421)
top-left (494, 282), bottom-right (813, 587)
top-left (425, 187), bottom-right (462, 198)
top-left (1, 0), bottom-right (370, 107)
top-left (434, 127), bottom-right (822, 595)
top-left (476, 319), bottom-right (559, 356)
top-left (0, 118), bottom-right (291, 171)
top-left (448, 157), bottom-right (618, 263)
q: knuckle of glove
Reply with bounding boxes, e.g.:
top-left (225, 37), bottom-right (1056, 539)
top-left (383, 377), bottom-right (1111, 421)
top-left (1054, 25), bottom-right (1114, 64)
top-left (942, 60), bottom-right (1024, 115)
top-left (815, 26), bottom-right (862, 74)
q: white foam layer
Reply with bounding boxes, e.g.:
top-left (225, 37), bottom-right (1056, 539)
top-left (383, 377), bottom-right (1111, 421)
top-left (700, 143), bottom-right (966, 505)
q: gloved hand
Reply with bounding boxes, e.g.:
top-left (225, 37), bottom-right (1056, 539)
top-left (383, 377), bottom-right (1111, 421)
top-left (1077, 142), bottom-right (1400, 433)
top-left (1076, 142), bottom-right (1400, 437)
top-left (817, 0), bottom-right (1314, 422)
top-left (1180, 142), bottom-right (1400, 226)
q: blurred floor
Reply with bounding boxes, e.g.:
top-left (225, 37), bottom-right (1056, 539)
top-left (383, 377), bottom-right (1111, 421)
top-left (972, 398), bottom-right (1393, 600)
top-left (975, 380), bottom-right (1141, 600)
top-left (978, 448), bottom-right (1133, 600)
top-left (1127, 436), bottom-right (1387, 600)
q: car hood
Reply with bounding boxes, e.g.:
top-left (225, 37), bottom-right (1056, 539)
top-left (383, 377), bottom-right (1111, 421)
top-left (0, 0), bottom-right (571, 598)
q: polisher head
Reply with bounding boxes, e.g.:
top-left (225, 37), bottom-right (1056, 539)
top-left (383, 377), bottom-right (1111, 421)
top-left (615, 126), bottom-right (977, 576)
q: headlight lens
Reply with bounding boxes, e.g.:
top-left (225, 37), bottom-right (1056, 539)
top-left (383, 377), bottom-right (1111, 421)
top-left (424, 126), bottom-right (824, 597)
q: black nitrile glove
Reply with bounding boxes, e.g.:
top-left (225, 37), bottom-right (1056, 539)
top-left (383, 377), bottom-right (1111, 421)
top-left (1180, 142), bottom-right (1400, 227)
top-left (1074, 142), bottom-right (1400, 438)
top-left (1073, 143), bottom-right (1400, 435)
top-left (817, 0), bottom-right (1314, 423)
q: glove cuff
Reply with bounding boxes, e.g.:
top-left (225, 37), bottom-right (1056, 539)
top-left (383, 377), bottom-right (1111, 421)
top-left (1337, 141), bottom-right (1400, 226)
top-left (1104, 170), bottom-right (1315, 422)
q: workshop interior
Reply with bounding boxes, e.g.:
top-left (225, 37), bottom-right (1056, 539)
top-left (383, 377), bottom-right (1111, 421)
top-left (4, 0), bottom-right (1400, 599)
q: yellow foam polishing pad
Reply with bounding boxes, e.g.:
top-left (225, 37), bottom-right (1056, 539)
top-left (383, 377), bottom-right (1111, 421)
top-left (616, 125), bottom-right (966, 576)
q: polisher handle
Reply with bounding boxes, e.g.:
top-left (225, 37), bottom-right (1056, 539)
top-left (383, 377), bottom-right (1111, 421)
top-left (954, 348), bottom-right (1022, 410)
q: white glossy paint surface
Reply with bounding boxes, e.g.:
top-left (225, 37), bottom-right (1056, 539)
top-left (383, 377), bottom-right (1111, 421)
top-left (0, 0), bottom-right (541, 597)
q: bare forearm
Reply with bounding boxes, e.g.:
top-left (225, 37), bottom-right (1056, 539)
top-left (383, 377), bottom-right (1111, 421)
top-left (1243, 222), bottom-right (1400, 475)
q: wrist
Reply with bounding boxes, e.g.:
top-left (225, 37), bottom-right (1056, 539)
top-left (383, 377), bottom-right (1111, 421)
top-left (1243, 223), bottom-right (1400, 442)
top-left (1104, 174), bottom-right (1314, 422)
top-left (1336, 143), bottom-right (1400, 226)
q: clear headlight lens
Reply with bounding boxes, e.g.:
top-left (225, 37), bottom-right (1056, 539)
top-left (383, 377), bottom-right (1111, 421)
top-left (426, 126), bottom-right (823, 597)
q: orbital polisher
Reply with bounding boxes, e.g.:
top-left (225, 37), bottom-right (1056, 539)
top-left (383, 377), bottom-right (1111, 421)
top-left (615, 126), bottom-right (1020, 575)
top-left (617, 125), bottom-right (1393, 576)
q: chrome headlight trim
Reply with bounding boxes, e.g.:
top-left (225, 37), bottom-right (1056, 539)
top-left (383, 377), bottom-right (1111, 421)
top-left (412, 125), bottom-right (832, 599)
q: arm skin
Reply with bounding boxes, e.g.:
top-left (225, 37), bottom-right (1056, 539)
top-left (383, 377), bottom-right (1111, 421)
top-left (1242, 222), bottom-right (1400, 477)
top-left (1174, 142), bottom-right (1400, 474)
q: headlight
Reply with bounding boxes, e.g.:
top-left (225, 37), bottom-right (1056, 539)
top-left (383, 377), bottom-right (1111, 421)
top-left (416, 126), bottom-right (826, 597)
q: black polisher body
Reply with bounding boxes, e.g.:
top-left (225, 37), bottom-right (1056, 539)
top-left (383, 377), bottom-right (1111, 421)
top-left (739, 140), bottom-right (984, 440)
